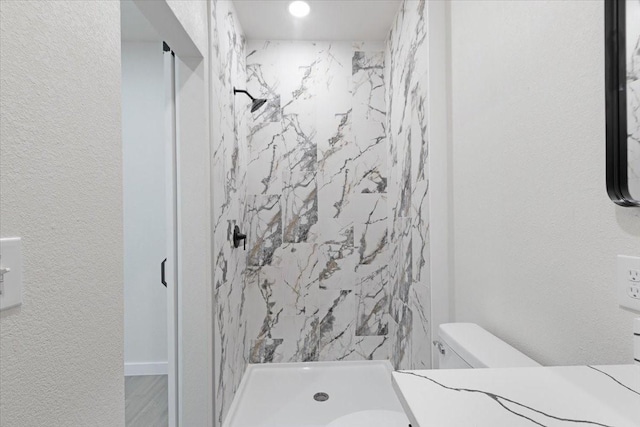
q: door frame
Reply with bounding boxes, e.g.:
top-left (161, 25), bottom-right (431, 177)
top-left (164, 43), bottom-right (180, 427)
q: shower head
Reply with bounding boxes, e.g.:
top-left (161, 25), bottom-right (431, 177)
top-left (233, 88), bottom-right (267, 113)
top-left (251, 98), bottom-right (267, 113)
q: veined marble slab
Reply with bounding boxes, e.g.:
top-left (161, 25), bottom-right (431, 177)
top-left (393, 365), bottom-right (640, 427)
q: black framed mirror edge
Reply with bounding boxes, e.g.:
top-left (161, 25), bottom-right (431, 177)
top-left (606, 0), bottom-right (640, 207)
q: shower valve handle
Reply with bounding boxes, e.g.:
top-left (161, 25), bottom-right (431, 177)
top-left (233, 225), bottom-right (247, 250)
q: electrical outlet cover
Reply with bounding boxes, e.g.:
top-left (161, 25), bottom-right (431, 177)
top-left (617, 255), bottom-right (640, 312)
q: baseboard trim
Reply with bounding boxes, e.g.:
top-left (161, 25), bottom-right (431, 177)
top-left (125, 362), bottom-right (168, 376)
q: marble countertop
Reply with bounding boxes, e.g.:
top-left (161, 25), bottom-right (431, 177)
top-left (392, 365), bottom-right (640, 427)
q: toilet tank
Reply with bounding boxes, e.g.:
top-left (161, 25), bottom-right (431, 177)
top-left (436, 323), bottom-right (540, 369)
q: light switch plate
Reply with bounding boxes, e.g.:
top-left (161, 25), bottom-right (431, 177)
top-left (0, 237), bottom-right (23, 311)
top-left (617, 255), bottom-right (640, 312)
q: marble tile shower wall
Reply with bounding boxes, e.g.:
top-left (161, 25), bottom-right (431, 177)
top-left (385, 0), bottom-right (431, 370)
top-left (244, 40), bottom-right (393, 364)
top-left (211, 1), bottom-right (432, 422)
top-left (628, 5), bottom-right (640, 198)
top-left (209, 1), bottom-right (249, 424)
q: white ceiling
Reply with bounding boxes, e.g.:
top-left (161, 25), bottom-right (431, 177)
top-left (232, 0), bottom-right (403, 41)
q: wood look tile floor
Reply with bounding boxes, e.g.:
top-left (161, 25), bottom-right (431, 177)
top-left (125, 375), bottom-right (168, 427)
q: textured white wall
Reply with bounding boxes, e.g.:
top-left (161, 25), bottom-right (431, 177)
top-left (451, 0), bottom-right (640, 366)
top-left (0, 1), bottom-right (124, 426)
top-left (122, 41), bottom-right (168, 369)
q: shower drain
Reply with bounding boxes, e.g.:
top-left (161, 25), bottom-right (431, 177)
top-left (313, 392), bottom-right (329, 402)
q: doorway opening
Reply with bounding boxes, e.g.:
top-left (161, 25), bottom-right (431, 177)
top-left (121, 1), bottom-right (179, 426)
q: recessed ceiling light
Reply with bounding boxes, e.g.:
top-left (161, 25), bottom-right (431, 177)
top-left (288, 1), bottom-right (310, 18)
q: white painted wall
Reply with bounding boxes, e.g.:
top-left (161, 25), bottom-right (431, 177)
top-left (122, 41), bottom-right (168, 373)
top-left (175, 52), bottom-right (213, 426)
top-left (166, 0), bottom-right (208, 57)
top-left (427, 0), bottom-right (453, 368)
top-left (0, 1), bottom-right (124, 426)
top-left (167, 3), bottom-right (213, 424)
top-left (450, 0), bottom-right (640, 366)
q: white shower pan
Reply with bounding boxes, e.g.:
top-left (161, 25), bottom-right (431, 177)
top-left (223, 360), bottom-right (410, 427)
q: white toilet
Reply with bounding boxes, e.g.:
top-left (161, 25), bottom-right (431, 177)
top-left (434, 323), bottom-right (541, 369)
